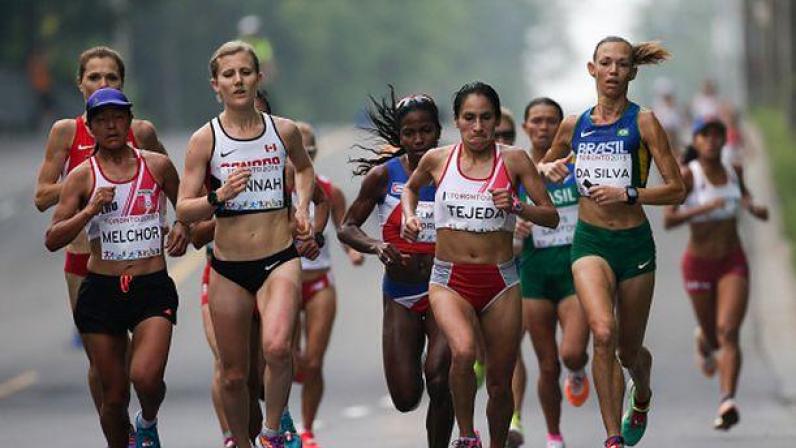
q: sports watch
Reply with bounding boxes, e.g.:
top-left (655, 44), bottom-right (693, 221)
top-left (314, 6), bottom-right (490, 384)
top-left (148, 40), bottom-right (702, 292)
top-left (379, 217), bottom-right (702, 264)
top-left (625, 186), bottom-right (639, 205)
top-left (207, 190), bottom-right (222, 208)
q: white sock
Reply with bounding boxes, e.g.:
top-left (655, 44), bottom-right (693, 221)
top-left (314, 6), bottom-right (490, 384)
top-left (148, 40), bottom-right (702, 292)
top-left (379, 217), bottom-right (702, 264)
top-left (136, 411), bottom-right (157, 429)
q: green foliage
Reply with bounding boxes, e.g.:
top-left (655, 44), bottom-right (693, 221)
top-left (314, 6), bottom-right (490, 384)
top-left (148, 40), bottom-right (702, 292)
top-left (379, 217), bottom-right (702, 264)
top-left (751, 108), bottom-right (796, 246)
top-left (3, 0), bottom-right (540, 127)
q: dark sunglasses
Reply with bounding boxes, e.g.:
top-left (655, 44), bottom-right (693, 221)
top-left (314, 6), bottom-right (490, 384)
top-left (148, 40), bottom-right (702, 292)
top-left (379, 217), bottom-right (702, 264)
top-left (495, 130), bottom-right (516, 141)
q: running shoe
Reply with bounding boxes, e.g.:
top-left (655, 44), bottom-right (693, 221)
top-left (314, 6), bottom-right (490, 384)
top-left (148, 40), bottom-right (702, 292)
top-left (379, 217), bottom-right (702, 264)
top-left (473, 360), bottom-right (486, 390)
top-left (256, 433), bottom-right (286, 448)
top-left (545, 433), bottom-right (565, 448)
top-left (450, 434), bottom-right (482, 447)
top-left (564, 369), bottom-right (590, 407)
top-left (604, 435), bottom-right (624, 448)
top-left (128, 427), bottom-right (136, 448)
top-left (279, 409), bottom-right (301, 447)
top-left (505, 412), bottom-right (524, 447)
top-left (134, 411), bottom-right (161, 448)
top-left (620, 380), bottom-right (651, 446)
top-left (299, 431), bottom-right (318, 448)
top-left (693, 327), bottom-right (717, 377)
top-left (713, 398), bottom-right (740, 431)
top-left (223, 436), bottom-right (237, 448)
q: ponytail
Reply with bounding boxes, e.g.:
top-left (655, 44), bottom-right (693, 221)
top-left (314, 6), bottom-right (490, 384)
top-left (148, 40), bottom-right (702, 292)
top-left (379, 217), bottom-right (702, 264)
top-left (632, 41), bottom-right (671, 66)
top-left (593, 36), bottom-right (671, 67)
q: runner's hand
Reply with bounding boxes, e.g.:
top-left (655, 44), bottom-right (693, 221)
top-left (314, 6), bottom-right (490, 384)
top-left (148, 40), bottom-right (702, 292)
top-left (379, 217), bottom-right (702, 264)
top-left (588, 185), bottom-right (627, 205)
top-left (747, 202), bottom-right (769, 221)
top-left (165, 221), bottom-right (189, 256)
top-left (346, 247), bottom-right (365, 266)
top-left (489, 188), bottom-right (514, 212)
top-left (539, 158), bottom-right (570, 182)
top-left (294, 208), bottom-right (312, 240)
top-left (515, 218), bottom-right (532, 240)
top-left (401, 215), bottom-right (421, 242)
top-left (86, 186), bottom-right (115, 216)
top-left (218, 167), bottom-right (251, 202)
top-left (375, 242), bottom-right (408, 266)
top-left (295, 238), bottom-right (321, 260)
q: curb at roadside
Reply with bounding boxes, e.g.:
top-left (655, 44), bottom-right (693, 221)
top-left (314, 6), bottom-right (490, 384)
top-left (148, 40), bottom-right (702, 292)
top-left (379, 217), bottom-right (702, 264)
top-left (744, 123), bottom-right (796, 404)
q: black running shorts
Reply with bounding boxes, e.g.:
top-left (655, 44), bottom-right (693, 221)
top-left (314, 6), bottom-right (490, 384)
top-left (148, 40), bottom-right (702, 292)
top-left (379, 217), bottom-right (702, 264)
top-left (74, 270), bottom-right (178, 334)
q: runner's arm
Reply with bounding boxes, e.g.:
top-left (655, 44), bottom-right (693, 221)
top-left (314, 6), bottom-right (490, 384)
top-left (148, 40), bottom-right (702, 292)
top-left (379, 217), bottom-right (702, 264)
top-left (132, 119), bottom-right (168, 155)
top-left (337, 166), bottom-right (387, 254)
top-left (663, 167), bottom-right (708, 228)
top-left (506, 149), bottom-right (559, 228)
top-left (176, 126), bottom-right (216, 223)
top-left (146, 151), bottom-right (189, 256)
top-left (636, 110), bottom-right (686, 205)
top-left (282, 120), bottom-right (315, 239)
top-left (329, 184), bottom-right (362, 261)
top-left (538, 116), bottom-right (576, 181)
top-left (733, 165), bottom-right (769, 220)
top-left (45, 166), bottom-right (97, 251)
top-left (191, 219), bottom-right (216, 249)
top-left (34, 120), bottom-right (73, 211)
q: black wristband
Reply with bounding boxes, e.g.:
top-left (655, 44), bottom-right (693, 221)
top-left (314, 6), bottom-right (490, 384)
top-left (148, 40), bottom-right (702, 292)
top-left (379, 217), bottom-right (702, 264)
top-left (625, 186), bottom-right (639, 205)
top-left (207, 190), bottom-right (222, 207)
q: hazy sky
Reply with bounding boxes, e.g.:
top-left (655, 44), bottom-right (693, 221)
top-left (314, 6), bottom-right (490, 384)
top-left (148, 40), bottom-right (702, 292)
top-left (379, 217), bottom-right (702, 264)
top-left (529, 0), bottom-right (650, 113)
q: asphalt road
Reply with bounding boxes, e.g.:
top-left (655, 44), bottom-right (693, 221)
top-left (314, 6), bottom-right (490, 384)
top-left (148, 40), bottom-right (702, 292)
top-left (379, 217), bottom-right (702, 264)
top-left (1, 128), bottom-right (794, 447)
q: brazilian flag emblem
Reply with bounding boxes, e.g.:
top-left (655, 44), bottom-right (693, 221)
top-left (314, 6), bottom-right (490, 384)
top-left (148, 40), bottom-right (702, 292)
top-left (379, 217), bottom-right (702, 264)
top-left (617, 128), bottom-right (630, 137)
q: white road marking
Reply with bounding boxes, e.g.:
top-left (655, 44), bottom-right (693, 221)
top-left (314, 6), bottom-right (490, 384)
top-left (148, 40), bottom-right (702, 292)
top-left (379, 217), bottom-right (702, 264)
top-left (341, 405), bottom-right (372, 419)
top-left (0, 370), bottom-right (38, 399)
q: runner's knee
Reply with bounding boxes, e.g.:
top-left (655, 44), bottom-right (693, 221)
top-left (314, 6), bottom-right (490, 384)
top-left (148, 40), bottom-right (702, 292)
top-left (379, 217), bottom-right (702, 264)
top-left (449, 345), bottom-right (476, 372)
top-left (560, 348), bottom-right (587, 370)
top-left (221, 368), bottom-right (249, 392)
top-left (538, 356), bottom-right (561, 379)
top-left (590, 320), bottom-right (615, 350)
top-left (263, 338), bottom-right (292, 364)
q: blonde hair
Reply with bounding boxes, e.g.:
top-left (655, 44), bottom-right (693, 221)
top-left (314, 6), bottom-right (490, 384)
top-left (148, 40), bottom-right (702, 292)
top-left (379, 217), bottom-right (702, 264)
top-left (593, 36), bottom-right (671, 66)
top-left (209, 40), bottom-right (260, 78)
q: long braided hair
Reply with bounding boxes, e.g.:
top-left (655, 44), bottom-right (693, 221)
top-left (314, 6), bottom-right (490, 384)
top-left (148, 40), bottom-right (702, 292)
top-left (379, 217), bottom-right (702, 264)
top-left (351, 85), bottom-right (441, 176)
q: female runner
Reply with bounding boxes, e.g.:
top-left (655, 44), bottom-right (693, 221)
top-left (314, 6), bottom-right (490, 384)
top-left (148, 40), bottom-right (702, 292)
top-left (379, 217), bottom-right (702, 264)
top-left (338, 88), bottom-right (454, 448)
top-left (539, 37), bottom-right (685, 448)
top-left (402, 81), bottom-right (558, 448)
top-left (45, 88), bottom-right (187, 448)
top-left (510, 98), bottom-right (591, 448)
top-left (177, 41), bottom-right (314, 448)
top-left (664, 119), bottom-right (768, 430)
top-left (34, 46), bottom-right (165, 424)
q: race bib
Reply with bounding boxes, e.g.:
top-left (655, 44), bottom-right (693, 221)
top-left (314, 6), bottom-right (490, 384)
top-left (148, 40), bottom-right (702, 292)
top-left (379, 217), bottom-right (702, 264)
top-left (574, 152), bottom-right (632, 196)
top-left (98, 213), bottom-right (162, 260)
top-left (221, 164), bottom-right (285, 211)
top-left (403, 201), bottom-right (436, 243)
top-left (531, 204), bottom-right (577, 248)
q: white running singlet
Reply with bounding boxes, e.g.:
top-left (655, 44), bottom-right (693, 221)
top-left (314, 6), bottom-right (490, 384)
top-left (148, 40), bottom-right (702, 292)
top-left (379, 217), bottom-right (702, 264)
top-left (208, 112), bottom-right (287, 216)
top-left (87, 149), bottom-right (166, 261)
top-left (434, 144), bottom-right (516, 233)
top-left (683, 159), bottom-right (742, 223)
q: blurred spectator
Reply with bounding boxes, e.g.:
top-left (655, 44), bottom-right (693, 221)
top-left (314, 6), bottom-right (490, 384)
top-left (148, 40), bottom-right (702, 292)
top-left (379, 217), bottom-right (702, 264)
top-left (690, 78), bottom-right (721, 121)
top-left (26, 47), bottom-right (54, 128)
top-left (652, 77), bottom-right (685, 156)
